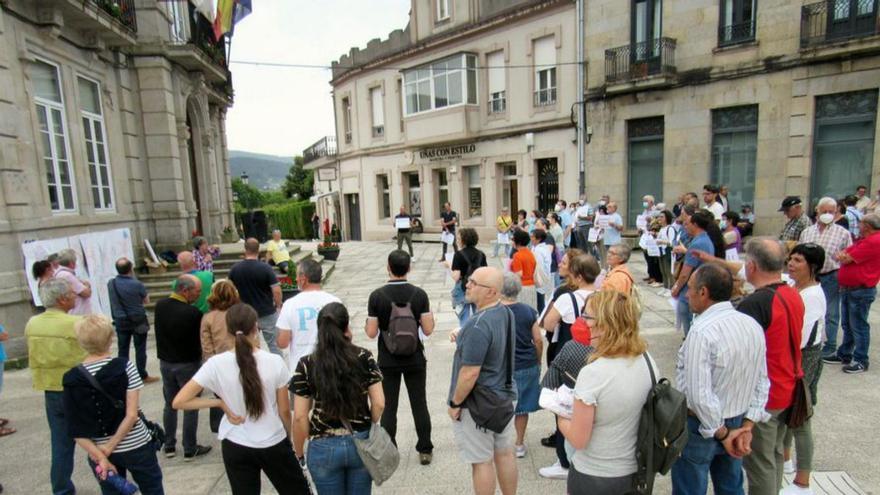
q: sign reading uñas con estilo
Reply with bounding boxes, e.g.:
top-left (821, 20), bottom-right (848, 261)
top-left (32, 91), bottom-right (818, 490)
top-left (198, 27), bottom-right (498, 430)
top-left (418, 143), bottom-right (476, 161)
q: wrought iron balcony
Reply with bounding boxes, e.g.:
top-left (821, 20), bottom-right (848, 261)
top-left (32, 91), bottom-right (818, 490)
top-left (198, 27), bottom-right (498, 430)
top-left (303, 136), bottom-right (338, 166)
top-left (605, 37), bottom-right (677, 85)
top-left (801, 0), bottom-right (880, 48)
top-left (165, 2), bottom-right (229, 84)
top-left (718, 20), bottom-right (756, 47)
top-left (94, 0), bottom-right (137, 31)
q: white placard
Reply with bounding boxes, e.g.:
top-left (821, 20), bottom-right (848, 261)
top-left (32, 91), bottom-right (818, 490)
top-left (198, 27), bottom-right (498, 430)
top-left (395, 217), bottom-right (411, 230)
top-left (636, 215), bottom-right (648, 231)
top-left (496, 232), bottom-right (510, 245)
top-left (588, 227), bottom-right (602, 243)
top-left (725, 248), bottom-right (740, 262)
top-left (640, 233), bottom-right (660, 256)
top-left (596, 214), bottom-right (610, 229)
top-left (441, 231), bottom-right (455, 245)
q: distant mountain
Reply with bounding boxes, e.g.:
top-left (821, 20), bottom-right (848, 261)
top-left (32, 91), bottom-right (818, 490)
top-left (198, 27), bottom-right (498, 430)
top-left (229, 150), bottom-right (292, 191)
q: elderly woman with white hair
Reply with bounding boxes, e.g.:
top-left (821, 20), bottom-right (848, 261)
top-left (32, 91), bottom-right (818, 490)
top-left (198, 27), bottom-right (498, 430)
top-left (62, 314), bottom-right (164, 494)
top-left (500, 272), bottom-right (543, 458)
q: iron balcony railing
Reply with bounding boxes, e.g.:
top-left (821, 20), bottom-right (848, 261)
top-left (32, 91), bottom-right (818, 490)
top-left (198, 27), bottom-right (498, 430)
top-left (801, 0), bottom-right (880, 48)
top-left (718, 20), bottom-right (756, 46)
top-left (303, 136), bottom-right (338, 165)
top-left (95, 0), bottom-right (137, 32)
top-left (605, 37), bottom-right (677, 84)
top-left (533, 88), bottom-right (557, 107)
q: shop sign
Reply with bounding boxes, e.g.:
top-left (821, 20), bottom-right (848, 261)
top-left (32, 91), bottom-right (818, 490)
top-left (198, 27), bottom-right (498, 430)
top-left (317, 168), bottom-right (337, 181)
top-left (418, 143), bottom-right (476, 162)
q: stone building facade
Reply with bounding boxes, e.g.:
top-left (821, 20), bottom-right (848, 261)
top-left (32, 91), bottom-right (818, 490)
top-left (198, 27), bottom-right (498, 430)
top-left (307, 0), bottom-right (580, 242)
top-left (0, 1), bottom-right (235, 347)
top-left (584, 0), bottom-right (880, 230)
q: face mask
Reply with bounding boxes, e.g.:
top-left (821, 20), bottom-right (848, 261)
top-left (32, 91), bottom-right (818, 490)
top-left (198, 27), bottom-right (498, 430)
top-left (554, 204), bottom-right (562, 212)
top-left (642, 202), bottom-right (649, 208)
top-left (598, 200), bottom-right (606, 206)
top-left (720, 220), bottom-right (727, 230)
top-left (818, 213), bottom-right (834, 225)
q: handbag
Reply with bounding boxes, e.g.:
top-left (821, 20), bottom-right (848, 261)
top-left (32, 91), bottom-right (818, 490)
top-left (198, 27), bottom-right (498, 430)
top-left (77, 364), bottom-right (165, 451)
top-left (463, 308), bottom-right (515, 434)
top-left (110, 279), bottom-right (150, 335)
top-left (768, 287), bottom-right (813, 429)
top-left (342, 420), bottom-right (399, 486)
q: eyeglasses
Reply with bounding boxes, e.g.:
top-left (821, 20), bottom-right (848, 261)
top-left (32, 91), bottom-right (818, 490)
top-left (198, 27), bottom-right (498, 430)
top-left (466, 279), bottom-right (494, 290)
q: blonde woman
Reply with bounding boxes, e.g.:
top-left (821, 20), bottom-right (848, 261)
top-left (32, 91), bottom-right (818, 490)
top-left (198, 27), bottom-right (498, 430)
top-left (201, 279), bottom-right (240, 432)
top-left (557, 290), bottom-right (656, 495)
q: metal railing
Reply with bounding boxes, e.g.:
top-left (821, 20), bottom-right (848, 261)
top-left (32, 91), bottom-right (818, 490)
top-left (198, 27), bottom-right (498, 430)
top-left (718, 20), bottom-right (756, 46)
top-left (533, 88), bottom-right (557, 107)
top-left (95, 0), bottom-right (137, 32)
top-left (801, 0), bottom-right (880, 48)
top-left (303, 136), bottom-right (338, 165)
top-left (605, 37), bottom-right (677, 84)
top-left (488, 94), bottom-right (506, 114)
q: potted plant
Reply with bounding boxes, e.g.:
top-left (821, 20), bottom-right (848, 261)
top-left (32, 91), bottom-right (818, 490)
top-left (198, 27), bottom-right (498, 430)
top-left (278, 276), bottom-right (299, 302)
top-left (221, 225), bottom-right (239, 243)
top-left (316, 234), bottom-right (340, 261)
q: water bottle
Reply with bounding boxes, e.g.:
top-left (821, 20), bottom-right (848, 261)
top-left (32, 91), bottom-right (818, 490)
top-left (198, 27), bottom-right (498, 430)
top-left (95, 465), bottom-right (139, 495)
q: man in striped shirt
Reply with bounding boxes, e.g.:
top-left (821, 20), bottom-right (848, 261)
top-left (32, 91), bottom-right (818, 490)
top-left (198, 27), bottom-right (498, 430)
top-left (672, 264), bottom-right (770, 494)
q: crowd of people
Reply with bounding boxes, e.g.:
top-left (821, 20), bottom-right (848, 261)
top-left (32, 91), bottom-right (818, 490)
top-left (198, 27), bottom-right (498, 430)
top-left (11, 180), bottom-right (880, 495)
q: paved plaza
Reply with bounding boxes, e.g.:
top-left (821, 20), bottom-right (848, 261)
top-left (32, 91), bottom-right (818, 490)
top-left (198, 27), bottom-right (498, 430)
top-left (1, 241), bottom-right (877, 494)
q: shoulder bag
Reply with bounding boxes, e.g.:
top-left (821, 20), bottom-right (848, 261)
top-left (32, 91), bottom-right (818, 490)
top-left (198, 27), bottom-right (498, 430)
top-left (463, 307), bottom-right (516, 434)
top-left (77, 362), bottom-right (166, 451)
top-left (110, 279), bottom-right (150, 335)
top-left (342, 420), bottom-right (400, 486)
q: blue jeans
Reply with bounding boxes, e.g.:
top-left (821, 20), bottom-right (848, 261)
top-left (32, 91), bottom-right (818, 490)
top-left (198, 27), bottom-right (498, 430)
top-left (87, 442), bottom-right (164, 495)
top-left (45, 391), bottom-right (76, 495)
top-left (307, 431), bottom-right (372, 495)
top-left (838, 286), bottom-right (876, 365)
top-left (493, 242), bottom-right (510, 257)
top-left (259, 312), bottom-right (281, 355)
top-left (671, 415), bottom-right (744, 495)
top-left (818, 271), bottom-right (841, 354)
top-left (678, 298), bottom-right (694, 336)
top-left (117, 329), bottom-right (148, 378)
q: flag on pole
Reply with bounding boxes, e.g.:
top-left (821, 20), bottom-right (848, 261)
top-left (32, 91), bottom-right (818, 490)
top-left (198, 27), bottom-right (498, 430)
top-left (212, 0), bottom-right (234, 40)
top-left (190, 0), bottom-right (216, 22)
top-left (233, 0), bottom-right (252, 25)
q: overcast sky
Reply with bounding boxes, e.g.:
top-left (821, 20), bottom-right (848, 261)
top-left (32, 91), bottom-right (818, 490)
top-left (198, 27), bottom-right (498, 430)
top-left (225, 0), bottom-right (410, 157)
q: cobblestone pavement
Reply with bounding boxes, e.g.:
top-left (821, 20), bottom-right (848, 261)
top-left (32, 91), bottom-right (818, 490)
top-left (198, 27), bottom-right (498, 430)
top-left (1, 241), bottom-right (876, 494)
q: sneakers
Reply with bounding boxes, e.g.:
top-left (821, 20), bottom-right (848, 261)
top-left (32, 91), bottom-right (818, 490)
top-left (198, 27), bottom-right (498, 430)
top-left (843, 361), bottom-right (868, 374)
top-left (781, 483), bottom-right (815, 495)
top-left (515, 444), bottom-right (527, 458)
top-left (183, 445), bottom-right (212, 461)
top-left (164, 446), bottom-right (176, 459)
top-left (821, 354), bottom-right (850, 365)
top-left (538, 461), bottom-right (569, 479)
top-left (419, 452), bottom-right (433, 465)
top-left (649, 282), bottom-right (663, 288)
top-left (783, 459), bottom-right (796, 474)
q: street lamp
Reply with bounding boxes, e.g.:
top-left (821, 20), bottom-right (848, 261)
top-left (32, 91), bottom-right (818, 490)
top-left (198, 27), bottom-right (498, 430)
top-left (241, 172), bottom-right (249, 185)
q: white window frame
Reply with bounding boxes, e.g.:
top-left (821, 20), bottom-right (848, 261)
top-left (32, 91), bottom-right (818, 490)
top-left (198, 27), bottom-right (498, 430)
top-left (403, 53), bottom-right (478, 116)
top-left (168, 0), bottom-right (188, 44)
top-left (370, 86), bottom-right (385, 138)
top-left (436, 0), bottom-right (450, 21)
top-left (487, 51), bottom-right (506, 114)
top-left (33, 59), bottom-right (78, 213)
top-left (465, 165), bottom-right (482, 218)
top-left (533, 37), bottom-right (557, 107)
top-left (342, 96), bottom-right (352, 143)
top-left (78, 75), bottom-right (115, 211)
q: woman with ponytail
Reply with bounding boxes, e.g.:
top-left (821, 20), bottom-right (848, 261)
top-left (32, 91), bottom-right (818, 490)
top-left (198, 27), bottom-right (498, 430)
top-left (173, 303), bottom-right (309, 495)
top-left (291, 302), bottom-right (385, 494)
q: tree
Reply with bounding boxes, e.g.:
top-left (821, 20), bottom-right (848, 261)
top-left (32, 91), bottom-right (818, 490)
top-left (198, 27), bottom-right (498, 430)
top-left (231, 178), bottom-right (263, 210)
top-left (283, 155), bottom-right (314, 200)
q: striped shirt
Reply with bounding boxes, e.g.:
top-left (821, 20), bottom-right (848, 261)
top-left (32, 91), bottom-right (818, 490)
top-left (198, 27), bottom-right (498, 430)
top-left (676, 301), bottom-right (771, 438)
top-left (82, 358), bottom-right (152, 452)
top-left (798, 223), bottom-right (852, 274)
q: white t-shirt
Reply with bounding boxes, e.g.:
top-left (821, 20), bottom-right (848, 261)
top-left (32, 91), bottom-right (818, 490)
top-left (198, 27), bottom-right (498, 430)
top-left (572, 354), bottom-right (657, 477)
top-left (276, 290), bottom-right (342, 370)
top-left (193, 350), bottom-right (290, 448)
top-left (704, 202), bottom-right (725, 221)
top-left (798, 284), bottom-right (827, 348)
top-left (553, 288), bottom-right (594, 324)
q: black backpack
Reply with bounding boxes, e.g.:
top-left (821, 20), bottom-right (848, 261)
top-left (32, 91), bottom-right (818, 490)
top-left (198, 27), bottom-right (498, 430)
top-left (458, 249), bottom-right (486, 290)
top-left (381, 288), bottom-right (420, 356)
top-left (634, 353), bottom-right (689, 495)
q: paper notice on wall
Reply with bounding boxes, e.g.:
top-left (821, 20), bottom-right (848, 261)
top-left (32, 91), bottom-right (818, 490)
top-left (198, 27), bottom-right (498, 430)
top-left (22, 237), bottom-right (72, 306)
top-left (78, 229), bottom-right (135, 316)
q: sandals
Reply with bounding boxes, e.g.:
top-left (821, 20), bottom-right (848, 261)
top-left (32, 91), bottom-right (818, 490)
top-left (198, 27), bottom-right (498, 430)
top-left (0, 426), bottom-right (15, 437)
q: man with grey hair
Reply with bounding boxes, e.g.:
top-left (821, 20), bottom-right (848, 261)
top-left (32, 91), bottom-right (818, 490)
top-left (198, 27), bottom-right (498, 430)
top-left (229, 238), bottom-right (283, 354)
top-left (52, 248), bottom-right (93, 315)
top-left (25, 278), bottom-right (86, 494)
top-left (799, 197), bottom-right (851, 359)
top-left (736, 237), bottom-right (805, 495)
top-left (154, 274), bottom-right (211, 460)
top-left (277, 258), bottom-right (340, 371)
top-left (264, 229), bottom-right (292, 274)
top-left (499, 272), bottom-right (542, 459)
top-left (174, 251), bottom-right (213, 313)
top-left (826, 213), bottom-right (880, 374)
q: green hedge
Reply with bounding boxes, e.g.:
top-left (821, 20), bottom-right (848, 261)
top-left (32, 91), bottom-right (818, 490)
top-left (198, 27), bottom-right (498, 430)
top-left (263, 201), bottom-right (315, 240)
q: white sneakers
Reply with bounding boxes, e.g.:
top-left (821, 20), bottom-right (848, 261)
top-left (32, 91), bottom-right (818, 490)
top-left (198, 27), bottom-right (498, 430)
top-left (783, 459), bottom-right (796, 475)
top-left (538, 461), bottom-right (569, 480)
top-left (515, 444), bottom-right (527, 458)
top-left (780, 483), bottom-right (814, 495)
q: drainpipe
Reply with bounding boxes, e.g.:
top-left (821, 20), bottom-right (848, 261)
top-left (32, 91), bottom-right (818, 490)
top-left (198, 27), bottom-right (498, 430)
top-left (576, 0), bottom-right (586, 198)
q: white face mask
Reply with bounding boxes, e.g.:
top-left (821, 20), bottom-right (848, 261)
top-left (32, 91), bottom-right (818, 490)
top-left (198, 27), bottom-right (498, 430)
top-left (554, 204), bottom-right (562, 212)
top-left (818, 213), bottom-right (834, 225)
top-left (642, 202), bottom-right (649, 208)
top-left (598, 200), bottom-right (606, 206)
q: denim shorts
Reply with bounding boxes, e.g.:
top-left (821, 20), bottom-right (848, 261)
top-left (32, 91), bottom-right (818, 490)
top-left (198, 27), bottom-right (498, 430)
top-left (514, 365), bottom-right (540, 415)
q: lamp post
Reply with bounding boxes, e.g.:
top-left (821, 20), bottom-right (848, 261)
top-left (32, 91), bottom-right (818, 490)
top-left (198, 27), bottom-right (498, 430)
top-left (241, 172), bottom-right (249, 185)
